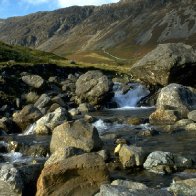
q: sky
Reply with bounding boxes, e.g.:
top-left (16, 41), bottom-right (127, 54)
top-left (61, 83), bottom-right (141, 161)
top-left (0, 0), bottom-right (120, 19)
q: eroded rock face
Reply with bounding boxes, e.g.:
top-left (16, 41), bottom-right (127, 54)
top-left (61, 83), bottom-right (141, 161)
top-left (50, 119), bottom-right (103, 153)
top-left (36, 153), bottom-right (109, 196)
top-left (143, 151), bottom-right (192, 174)
top-left (156, 83), bottom-right (196, 117)
top-left (130, 43), bottom-right (196, 86)
top-left (75, 71), bottom-right (113, 106)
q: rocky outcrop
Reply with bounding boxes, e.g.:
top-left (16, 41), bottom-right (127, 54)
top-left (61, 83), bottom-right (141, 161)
top-left (75, 71), bottom-right (113, 106)
top-left (36, 153), bottom-right (109, 196)
top-left (130, 43), bottom-right (196, 86)
top-left (143, 151), bottom-right (192, 174)
top-left (50, 119), bottom-right (103, 153)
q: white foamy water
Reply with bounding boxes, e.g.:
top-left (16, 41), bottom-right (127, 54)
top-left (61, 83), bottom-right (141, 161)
top-left (113, 83), bottom-right (150, 108)
top-left (92, 119), bottom-right (128, 134)
top-left (2, 152), bottom-right (23, 163)
top-left (23, 123), bottom-right (36, 135)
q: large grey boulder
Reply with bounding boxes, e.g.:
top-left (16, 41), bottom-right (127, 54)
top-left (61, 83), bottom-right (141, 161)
top-left (130, 43), bottom-right (196, 86)
top-left (75, 71), bottom-right (113, 106)
top-left (22, 74), bottom-right (44, 89)
top-left (50, 119), bottom-right (103, 153)
top-left (168, 178), bottom-right (196, 196)
top-left (143, 151), bottom-right (192, 174)
top-left (156, 83), bottom-right (196, 117)
top-left (36, 153), bottom-right (109, 196)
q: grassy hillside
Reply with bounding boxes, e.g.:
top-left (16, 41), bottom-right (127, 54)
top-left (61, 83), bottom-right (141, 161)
top-left (0, 41), bottom-right (64, 63)
top-left (0, 41), bottom-right (131, 75)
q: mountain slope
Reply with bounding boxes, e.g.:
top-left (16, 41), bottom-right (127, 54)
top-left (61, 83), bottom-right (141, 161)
top-left (0, 0), bottom-right (195, 64)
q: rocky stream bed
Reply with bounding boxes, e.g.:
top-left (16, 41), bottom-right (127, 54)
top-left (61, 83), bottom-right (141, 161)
top-left (0, 43), bottom-right (196, 196)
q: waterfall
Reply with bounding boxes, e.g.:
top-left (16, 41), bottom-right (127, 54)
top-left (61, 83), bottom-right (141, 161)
top-left (113, 83), bottom-right (150, 108)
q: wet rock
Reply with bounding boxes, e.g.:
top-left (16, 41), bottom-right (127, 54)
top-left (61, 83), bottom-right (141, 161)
top-left (13, 105), bottom-right (42, 131)
top-left (111, 179), bottom-right (148, 190)
top-left (118, 144), bottom-right (146, 168)
top-left (84, 114), bottom-right (96, 123)
top-left (156, 83), bottom-right (196, 117)
top-left (188, 110), bottom-right (196, 122)
top-left (138, 129), bottom-right (159, 137)
top-left (0, 164), bottom-right (23, 195)
top-left (34, 107), bottom-right (69, 135)
top-left (51, 95), bottom-right (66, 107)
top-left (0, 141), bottom-right (7, 153)
top-left (22, 74), bottom-right (44, 89)
top-left (144, 151), bottom-right (192, 174)
top-left (61, 79), bottom-right (76, 92)
top-left (175, 119), bottom-right (194, 127)
top-left (45, 147), bottom-right (84, 166)
top-left (36, 153), bottom-right (109, 196)
top-left (7, 140), bottom-right (50, 158)
top-left (50, 119), bottom-right (103, 153)
top-left (168, 178), bottom-right (196, 196)
top-left (130, 43), bottom-right (196, 86)
top-left (75, 70), bottom-right (113, 106)
top-left (0, 162), bottom-right (44, 196)
top-left (78, 103), bottom-right (95, 113)
top-left (0, 117), bottom-right (20, 134)
top-left (185, 123), bottom-right (196, 131)
top-left (96, 184), bottom-right (171, 196)
top-left (47, 103), bottom-right (61, 113)
top-left (68, 108), bottom-right (80, 117)
top-left (149, 109), bottom-right (179, 125)
top-left (34, 94), bottom-right (51, 111)
top-left (126, 117), bottom-right (144, 125)
top-left (24, 91), bottom-right (39, 104)
top-left (97, 150), bottom-right (109, 162)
